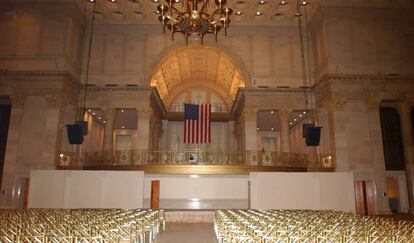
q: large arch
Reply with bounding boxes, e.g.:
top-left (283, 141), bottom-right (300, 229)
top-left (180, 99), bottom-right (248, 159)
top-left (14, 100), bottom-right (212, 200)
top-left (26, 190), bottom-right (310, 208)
top-left (147, 41), bottom-right (250, 108)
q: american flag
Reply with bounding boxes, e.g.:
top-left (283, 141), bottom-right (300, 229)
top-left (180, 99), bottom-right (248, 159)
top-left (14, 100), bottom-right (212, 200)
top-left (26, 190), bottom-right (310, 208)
top-left (184, 104), bottom-right (211, 144)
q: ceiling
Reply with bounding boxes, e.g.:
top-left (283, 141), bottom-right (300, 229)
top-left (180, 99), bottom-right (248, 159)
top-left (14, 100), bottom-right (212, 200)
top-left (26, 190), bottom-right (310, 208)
top-left (1, 0), bottom-right (412, 26)
top-left (151, 45), bottom-right (245, 104)
top-left (77, 0), bottom-right (318, 26)
top-left (70, 0), bottom-right (414, 26)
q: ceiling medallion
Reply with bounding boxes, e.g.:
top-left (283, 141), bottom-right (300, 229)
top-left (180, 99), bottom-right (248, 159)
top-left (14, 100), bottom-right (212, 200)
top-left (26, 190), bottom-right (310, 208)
top-left (156, 0), bottom-right (233, 44)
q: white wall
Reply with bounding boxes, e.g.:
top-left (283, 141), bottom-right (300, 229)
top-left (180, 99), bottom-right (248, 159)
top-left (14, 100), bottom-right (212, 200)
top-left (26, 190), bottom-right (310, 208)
top-left (144, 174), bottom-right (249, 200)
top-left (28, 170), bottom-right (144, 209)
top-left (143, 174), bottom-right (249, 209)
top-left (250, 172), bottom-right (355, 212)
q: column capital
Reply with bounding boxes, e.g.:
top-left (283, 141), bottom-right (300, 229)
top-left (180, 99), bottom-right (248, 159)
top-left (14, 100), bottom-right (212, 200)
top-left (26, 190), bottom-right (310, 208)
top-left (365, 96), bottom-right (381, 112)
top-left (241, 107), bottom-right (258, 119)
top-left (10, 93), bottom-right (26, 109)
top-left (46, 94), bottom-right (65, 109)
top-left (138, 107), bottom-right (154, 119)
top-left (102, 107), bottom-right (116, 121)
top-left (277, 109), bottom-right (292, 120)
top-left (325, 97), bottom-right (347, 112)
top-left (399, 100), bottom-right (414, 113)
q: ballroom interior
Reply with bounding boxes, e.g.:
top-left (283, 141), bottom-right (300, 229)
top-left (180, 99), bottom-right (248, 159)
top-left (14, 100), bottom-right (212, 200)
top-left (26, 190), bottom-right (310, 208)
top-left (0, 0), bottom-right (414, 241)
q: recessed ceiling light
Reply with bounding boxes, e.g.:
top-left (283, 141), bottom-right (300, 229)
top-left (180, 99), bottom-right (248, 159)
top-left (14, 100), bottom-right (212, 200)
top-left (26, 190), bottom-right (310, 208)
top-left (270, 111), bottom-right (274, 114)
top-left (88, 109), bottom-right (91, 112)
top-left (299, 114), bottom-right (302, 117)
top-left (255, 11), bottom-right (263, 16)
top-left (294, 119), bottom-right (297, 121)
top-left (98, 117), bottom-right (101, 120)
top-left (301, 1), bottom-right (308, 6)
top-left (122, 126), bottom-right (125, 129)
top-left (256, 127), bottom-right (259, 130)
top-left (235, 11), bottom-right (243, 16)
top-left (92, 112), bottom-right (96, 115)
top-left (258, 0), bottom-right (267, 4)
top-left (109, 0), bottom-right (117, 3)
top-left (279, 1), bottom-right (287, 5)
top-left (121, 109), bottom-right (124, 112)
top-left (271, 128), bottom-right (274, 131)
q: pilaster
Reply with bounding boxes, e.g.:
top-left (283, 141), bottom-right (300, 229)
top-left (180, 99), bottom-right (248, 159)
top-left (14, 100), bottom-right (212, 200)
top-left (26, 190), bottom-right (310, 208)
top-left (398, 100), bottom-right (414, 214)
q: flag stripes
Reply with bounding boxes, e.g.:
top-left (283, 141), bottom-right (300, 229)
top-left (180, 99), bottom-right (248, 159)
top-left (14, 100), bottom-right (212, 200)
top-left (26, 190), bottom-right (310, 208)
top-left (184, 104), bottom-right (211, 144)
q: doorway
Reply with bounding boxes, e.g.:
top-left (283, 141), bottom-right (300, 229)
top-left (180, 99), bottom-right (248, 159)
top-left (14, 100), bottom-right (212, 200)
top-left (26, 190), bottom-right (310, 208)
top-left (0, 98), bottom-right (11, 188)
top-left (385, 171), bottom-right (410, 213)
top-left (354, 181), bottom-right (375, 216)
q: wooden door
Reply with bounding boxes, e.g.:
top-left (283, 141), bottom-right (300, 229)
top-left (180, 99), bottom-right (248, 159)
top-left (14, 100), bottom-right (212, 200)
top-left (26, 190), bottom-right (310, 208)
top-left (23, 178), bottom-right (30, 209)
top-left (365, 181), bottom-right (376, 216)
top-left (151, 180), bottom-right (160, 209)
top-left (354, 180), bottom-right (376, 216)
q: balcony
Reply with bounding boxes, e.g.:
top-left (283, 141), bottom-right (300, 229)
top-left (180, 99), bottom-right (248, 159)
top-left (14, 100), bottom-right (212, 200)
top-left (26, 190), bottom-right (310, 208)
top-left (57, 150), bottom-right (335, 174)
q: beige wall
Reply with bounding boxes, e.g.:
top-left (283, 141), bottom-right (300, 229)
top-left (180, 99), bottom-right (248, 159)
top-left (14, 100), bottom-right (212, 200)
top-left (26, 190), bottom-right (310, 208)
top-left (0, 4), bottom-right (83, 78)
top-left (311, 7), bottom-right (414, 81)
top-left (82, 25), bottom-right (307, 89)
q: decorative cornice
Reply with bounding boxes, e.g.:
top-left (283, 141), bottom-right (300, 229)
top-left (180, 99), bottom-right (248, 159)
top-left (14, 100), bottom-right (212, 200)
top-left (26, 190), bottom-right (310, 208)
top-left (317, 74), bottom-right (414, 84)
top-left (241, 87), bottom-right (311, 94)
top-left (87, 86), bottom-right (153, 92)
top-left (0, 70), bottom-right (80, 89)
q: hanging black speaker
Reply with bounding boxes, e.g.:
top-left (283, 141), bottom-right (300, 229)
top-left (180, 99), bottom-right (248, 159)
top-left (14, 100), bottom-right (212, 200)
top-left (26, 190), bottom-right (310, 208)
top-left (305, 126), bottom-right (322, 146)
top-left (75, 120), bottom-right (88, 135)
top-left (66, 124), bottom-right (84, 145)
top-left (302, 123), bottom-right (314, 138)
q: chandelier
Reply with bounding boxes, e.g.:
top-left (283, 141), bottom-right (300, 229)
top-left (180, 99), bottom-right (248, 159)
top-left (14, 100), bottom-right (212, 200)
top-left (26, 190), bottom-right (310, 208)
top-left (156, 0), bottom-right (233, 44)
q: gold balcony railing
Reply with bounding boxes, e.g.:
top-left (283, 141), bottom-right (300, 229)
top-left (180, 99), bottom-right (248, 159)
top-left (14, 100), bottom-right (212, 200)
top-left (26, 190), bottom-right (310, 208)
top-left (58, 150), bottom-right (335, 171)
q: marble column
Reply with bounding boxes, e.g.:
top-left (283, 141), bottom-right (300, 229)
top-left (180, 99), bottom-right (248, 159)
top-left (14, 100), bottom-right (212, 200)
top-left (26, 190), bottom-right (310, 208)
top-left (398, 101), bottom-right (414, 214)
top-left (242, 108), bottom-right (258, 151)
top-left (102, 108), bottom-right (115, 151)
top-left (242, 108), bottom-right (258, 166)
top-left (366, 99), bottom-right (390, 214)
top-left (278, 109), bottom-right (291, 153)
top-left (137, 108), bottom-right (152, 150)
top-left (152, 119), bottom-right (162, 151)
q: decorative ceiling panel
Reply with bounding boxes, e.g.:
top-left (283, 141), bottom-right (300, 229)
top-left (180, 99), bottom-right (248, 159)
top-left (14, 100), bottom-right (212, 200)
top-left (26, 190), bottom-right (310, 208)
top-left (68, 0), bottom-right (413, 26)
top-left (151, 45), bottom-right (245, 101)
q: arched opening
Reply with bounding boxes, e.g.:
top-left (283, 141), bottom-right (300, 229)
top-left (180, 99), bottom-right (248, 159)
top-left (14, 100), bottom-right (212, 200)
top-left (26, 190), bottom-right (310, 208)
top-left (149, 45), bottom-right (246, 110)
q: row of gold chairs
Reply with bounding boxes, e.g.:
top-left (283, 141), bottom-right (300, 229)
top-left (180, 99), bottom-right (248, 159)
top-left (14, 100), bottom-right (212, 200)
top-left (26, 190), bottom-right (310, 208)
top-left (214, 210), bottom-right (414, 243)
top-left (0, 209), bottom-right (165, 243)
